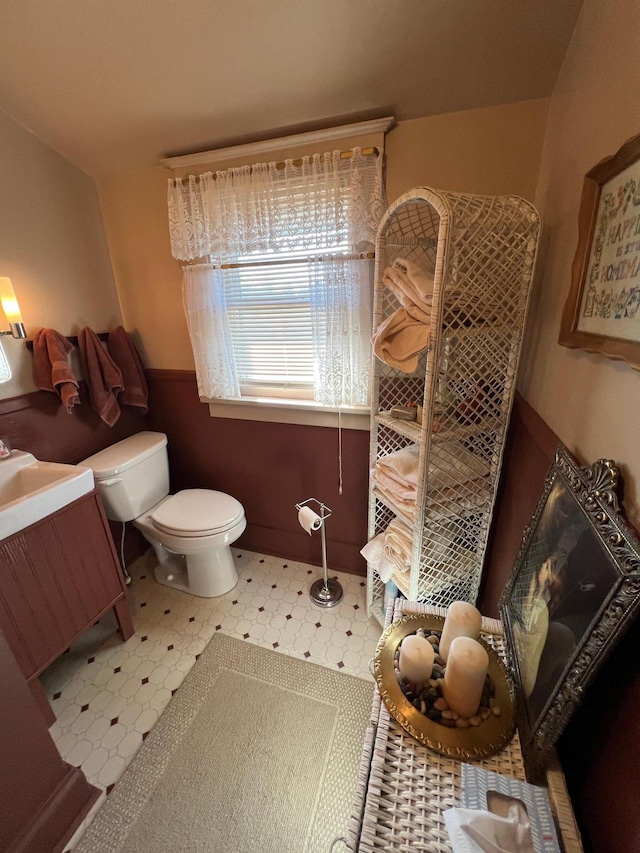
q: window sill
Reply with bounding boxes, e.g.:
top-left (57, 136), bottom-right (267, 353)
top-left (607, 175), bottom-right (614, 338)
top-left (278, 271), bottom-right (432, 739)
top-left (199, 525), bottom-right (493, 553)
top-left (205, 395), bottom-right (371, 430)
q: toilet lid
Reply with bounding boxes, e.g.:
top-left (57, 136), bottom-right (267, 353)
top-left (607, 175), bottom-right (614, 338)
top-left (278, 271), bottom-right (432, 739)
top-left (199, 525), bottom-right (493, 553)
top-left (151, 489), bottom-right (244, 537)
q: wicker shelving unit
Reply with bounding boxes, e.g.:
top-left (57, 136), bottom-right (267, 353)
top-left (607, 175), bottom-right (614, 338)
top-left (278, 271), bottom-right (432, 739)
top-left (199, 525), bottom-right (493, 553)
top-left (366, 188), bottom-right (540, 624)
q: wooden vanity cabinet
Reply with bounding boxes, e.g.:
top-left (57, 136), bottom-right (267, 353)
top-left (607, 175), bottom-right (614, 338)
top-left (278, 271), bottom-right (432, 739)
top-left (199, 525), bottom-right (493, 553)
top-left (0, 488), bottom-right (134, 724)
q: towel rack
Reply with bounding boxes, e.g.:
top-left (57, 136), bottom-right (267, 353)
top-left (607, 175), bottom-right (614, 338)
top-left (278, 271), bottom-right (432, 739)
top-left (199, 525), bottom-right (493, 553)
top-left (25, 332), bottom-right (110, 351)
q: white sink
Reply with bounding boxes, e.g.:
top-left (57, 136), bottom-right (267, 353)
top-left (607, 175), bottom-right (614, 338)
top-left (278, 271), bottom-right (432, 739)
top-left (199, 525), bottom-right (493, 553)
top-left (0, 450), bottom-right (95, 539)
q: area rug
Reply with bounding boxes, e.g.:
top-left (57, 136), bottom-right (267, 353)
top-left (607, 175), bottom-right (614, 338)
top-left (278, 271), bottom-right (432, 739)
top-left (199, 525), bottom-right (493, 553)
top-left (74, 634), bottom-right (374, 853)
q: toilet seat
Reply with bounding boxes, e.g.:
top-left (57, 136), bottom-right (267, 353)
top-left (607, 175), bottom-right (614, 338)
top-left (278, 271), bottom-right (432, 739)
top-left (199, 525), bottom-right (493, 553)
top-left (151, 489), bottom-right (244, 538)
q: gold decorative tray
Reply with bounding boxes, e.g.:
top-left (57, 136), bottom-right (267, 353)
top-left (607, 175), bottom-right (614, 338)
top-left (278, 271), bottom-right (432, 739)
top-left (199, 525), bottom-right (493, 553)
top-left (374, 613), bottom-right (516, 760)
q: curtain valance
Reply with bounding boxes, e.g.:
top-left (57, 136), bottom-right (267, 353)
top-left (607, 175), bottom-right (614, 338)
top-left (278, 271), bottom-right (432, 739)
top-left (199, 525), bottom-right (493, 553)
top-left (167, 148), bottom-right (384, 261)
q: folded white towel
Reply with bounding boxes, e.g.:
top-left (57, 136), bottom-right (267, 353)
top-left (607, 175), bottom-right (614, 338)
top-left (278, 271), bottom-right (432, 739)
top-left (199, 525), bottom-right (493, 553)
top-left (383, 542), bottom-right (410, 575)
top-left (385, 518), bottom-right (413, 563)
top-left (376, 445), bottom-right (420, 489)
top-left (371, 481), bottom-right (417, 520)
top-left (429, 440), bottom-right (490, 489)
top-left (371, 465), bottom-right (417, 502)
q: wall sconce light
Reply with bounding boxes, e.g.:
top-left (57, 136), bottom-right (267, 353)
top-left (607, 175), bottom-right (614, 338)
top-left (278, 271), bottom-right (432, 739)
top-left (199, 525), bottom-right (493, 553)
top-left (0, 278), bottom-right (26, 339)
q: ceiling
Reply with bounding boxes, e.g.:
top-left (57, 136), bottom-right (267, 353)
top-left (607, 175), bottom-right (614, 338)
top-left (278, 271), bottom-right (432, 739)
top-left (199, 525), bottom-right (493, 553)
top-left (0, 0), bottom-right (583, 177)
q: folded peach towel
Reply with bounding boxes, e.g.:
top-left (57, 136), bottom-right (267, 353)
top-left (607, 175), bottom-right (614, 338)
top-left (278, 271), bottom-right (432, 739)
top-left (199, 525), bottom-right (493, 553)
top-left (384, 518), bottom-right (413, 573)
top-left (373, 307), bottom-right (431, 372)
top-left (78, 327), bottom-right (123, 426)
top-left (108, 326), bottom-right (148, 414)
top-left (383, 258), bottom-right (434, 320)
top-left (373, 258), bottom-right (435, 373)
top-left (32, 328), bottom-right (80, 413)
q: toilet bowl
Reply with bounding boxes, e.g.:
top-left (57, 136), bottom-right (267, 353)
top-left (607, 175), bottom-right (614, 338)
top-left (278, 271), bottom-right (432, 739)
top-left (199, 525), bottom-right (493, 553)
top-left (135, 489), bottom-right (246, 597)
top-left (81, 432), bottom-right (246, 598)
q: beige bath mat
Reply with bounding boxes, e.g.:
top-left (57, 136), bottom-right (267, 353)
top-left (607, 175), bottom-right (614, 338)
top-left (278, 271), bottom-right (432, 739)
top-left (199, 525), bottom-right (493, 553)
top-left (74, 633), bottom-right (373, 853)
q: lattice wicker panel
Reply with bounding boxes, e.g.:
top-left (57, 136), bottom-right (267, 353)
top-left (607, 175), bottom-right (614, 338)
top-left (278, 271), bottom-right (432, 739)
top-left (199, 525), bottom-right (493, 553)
top-left (367, 188), bottom-right (540, 619)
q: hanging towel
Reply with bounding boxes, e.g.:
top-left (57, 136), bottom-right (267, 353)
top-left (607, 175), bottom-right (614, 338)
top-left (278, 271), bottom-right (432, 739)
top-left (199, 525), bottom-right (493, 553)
top-left (78, 327), bottom-right (123, 426)
top-left (32, 328), bottom-right (80, 413)
top-left (107, 326), bottom-right (149, 414)
top-left (360, 532), bottom-right (396, 583)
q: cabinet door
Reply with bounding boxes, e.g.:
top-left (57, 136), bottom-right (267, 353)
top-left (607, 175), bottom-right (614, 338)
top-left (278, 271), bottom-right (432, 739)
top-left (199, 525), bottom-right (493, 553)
top-left (0, 491), bottom-right (124, 679)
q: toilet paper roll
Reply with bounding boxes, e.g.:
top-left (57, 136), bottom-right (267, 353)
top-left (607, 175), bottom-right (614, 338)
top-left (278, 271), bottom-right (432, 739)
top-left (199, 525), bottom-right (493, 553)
top-left (298, 506), bottom-right (323, 535)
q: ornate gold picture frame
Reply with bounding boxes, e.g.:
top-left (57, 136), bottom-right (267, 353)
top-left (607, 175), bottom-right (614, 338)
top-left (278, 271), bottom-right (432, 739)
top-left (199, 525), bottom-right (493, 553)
top-left (499, 445), bottom-right (640, 780)
top-left (559, 133), bottom-right (640, 370)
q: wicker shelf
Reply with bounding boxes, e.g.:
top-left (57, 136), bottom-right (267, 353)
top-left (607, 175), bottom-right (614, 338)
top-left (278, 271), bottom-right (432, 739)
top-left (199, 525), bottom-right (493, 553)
top-left (375, 411), bottom-right (503, 444)
top-left (366, 188), bottom-right (540, 617)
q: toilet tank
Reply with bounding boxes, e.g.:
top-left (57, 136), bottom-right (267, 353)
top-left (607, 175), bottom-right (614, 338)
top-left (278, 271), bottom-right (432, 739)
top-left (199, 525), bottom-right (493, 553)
top-left (81, 432), bottom-right (170, 522)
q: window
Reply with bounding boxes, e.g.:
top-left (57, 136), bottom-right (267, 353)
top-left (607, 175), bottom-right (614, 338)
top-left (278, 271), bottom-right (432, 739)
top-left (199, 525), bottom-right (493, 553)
top-left (226, 250), bottom-right (325, 400)
top-left (0, 343), bottom-right (10, 383)
top-left (169, 147), bottom-right (384, 411)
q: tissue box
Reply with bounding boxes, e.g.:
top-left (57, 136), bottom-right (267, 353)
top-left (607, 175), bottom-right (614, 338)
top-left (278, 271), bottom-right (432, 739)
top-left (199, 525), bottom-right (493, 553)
top-left (460, 764), bottom-right (560, 853)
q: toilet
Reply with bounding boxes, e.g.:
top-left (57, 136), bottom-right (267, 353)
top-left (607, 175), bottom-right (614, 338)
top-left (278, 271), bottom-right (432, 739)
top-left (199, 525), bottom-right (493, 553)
top-left (81, 432), bottom-right (246, 597)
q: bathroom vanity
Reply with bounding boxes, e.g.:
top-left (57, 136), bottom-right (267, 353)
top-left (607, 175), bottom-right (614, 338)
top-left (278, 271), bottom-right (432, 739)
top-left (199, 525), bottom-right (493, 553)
top-left (0, 488), bottom-right (134, 725)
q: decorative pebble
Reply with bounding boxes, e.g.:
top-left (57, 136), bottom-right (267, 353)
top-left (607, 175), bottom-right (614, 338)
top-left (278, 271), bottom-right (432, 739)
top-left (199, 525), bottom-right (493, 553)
top-left (416, 628), bottom-right (425, 637)
top-left (434, 654), bottom-right (445, 667)
top-left (491, 704), bottom-right (501, 716)
top-left (440, 718), bottom-right (456, 728)
top-left (441, 709), bottom-right (456, 720)
top-left (428, 678), bottom-right (439, 689)
top-left (420, 700), bottom-right (427, 714)
top-left (469, 715), bottom-right (482, 727)
top-left (434, 697), bottom-right (449, 711)
top-left (480, 707), bottom-right (491, 720)
top-left (427, 635), bottom-right (439, 645)
top-left (456, 717), bottom-right (470, 728)
top-left (432, 664), bottom-right (444, 678)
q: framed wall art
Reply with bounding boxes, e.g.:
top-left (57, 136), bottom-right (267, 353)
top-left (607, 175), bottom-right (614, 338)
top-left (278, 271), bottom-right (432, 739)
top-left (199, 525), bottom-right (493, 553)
top-left (559, 133), bottom-right (640, 369)
top-left (499, 444), bottom-right (640, 780)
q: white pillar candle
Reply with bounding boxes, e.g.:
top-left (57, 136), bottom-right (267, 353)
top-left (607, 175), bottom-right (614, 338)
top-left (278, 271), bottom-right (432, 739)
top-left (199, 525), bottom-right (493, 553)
top-left (439, 600), bottom-right (482, 662)
top-left (443, 636), bottom-right (489, 718)
top-left (398, 634), bottom-right (435, 686)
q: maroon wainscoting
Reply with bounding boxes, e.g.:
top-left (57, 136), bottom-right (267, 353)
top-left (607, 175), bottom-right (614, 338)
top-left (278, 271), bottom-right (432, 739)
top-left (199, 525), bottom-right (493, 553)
top-left (479, 392), bottom-right (560, 617)
top-left (481, 392), bottom-right (640, 853)
top-left (0, 382), bottom-right (148, 465)
top-left (146, 370), bottom-right (370, 576)
top-left (0, 628), bottom-right (100, 853)
top-left (0, 382), bottom-right (150, 564)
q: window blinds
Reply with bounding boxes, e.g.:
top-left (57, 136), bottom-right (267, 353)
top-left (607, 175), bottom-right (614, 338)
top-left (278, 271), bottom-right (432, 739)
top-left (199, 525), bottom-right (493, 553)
top-left (224, 251), bottom-right (316, 395)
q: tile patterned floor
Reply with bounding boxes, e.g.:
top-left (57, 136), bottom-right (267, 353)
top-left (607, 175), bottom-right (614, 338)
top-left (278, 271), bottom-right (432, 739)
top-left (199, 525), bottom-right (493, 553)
top-left (41, 546), bottom-right (381, 841)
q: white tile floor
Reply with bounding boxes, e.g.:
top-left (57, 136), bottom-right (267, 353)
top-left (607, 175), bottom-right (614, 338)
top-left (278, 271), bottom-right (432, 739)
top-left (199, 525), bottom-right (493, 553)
top-left (41, 547), bottom-right (381, 831)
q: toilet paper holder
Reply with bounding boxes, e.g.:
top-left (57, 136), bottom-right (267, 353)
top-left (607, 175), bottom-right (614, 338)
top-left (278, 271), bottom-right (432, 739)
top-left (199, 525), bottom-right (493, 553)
top-left (295, 497), bottom-right (343, 608)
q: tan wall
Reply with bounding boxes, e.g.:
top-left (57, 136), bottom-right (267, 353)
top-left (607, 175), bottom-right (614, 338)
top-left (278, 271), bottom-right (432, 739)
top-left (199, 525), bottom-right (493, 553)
top-left (98, 100), bottom-right (550, 372)
top-left (385, 99), bottom-right (549, 202)
top-left (0, 109), bottom-right (121, 398)
top-left (519, 0), bottom-right (640, 528)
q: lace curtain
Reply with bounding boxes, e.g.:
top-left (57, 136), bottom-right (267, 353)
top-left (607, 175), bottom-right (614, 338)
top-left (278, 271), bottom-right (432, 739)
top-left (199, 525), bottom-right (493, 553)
top-left (309, 255), bottom-right (373, 406)
top-left (182, 265), bottom-right (240, 398)
top-left (169, 147), bottom-right (384, 405)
